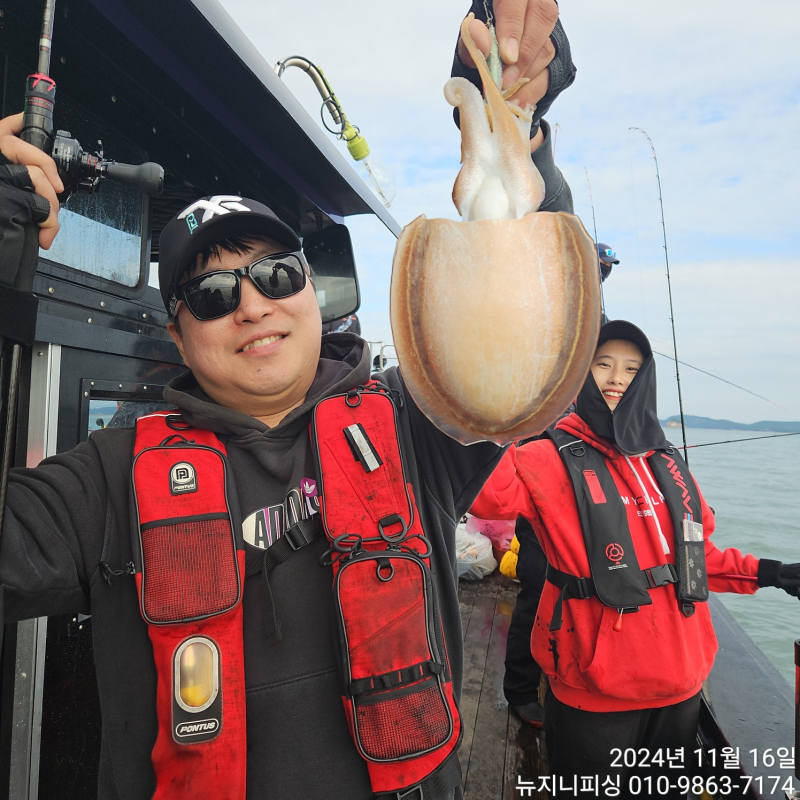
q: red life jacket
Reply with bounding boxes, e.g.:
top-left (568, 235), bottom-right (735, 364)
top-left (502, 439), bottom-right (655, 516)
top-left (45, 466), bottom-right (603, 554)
top-left (131, 384), bottom-right (461, 799)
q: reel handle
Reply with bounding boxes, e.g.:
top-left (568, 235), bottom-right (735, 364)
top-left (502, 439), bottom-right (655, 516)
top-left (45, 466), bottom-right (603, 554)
top-left (101, 161), bottom-right (164, 197)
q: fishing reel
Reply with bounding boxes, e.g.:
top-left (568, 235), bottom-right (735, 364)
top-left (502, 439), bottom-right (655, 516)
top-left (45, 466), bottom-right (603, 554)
top-left (22, 70), bottom-right (163, 200)
top-left (49, 130), bottom-right (163, 199)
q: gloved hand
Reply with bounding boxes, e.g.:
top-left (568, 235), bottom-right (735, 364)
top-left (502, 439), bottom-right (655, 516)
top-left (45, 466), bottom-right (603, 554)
top-left (757, 559), bottom-right (800, 598)
top-left (0, 162), bottom-right (52, 290)
top-left (0, 112), bottom-right (62, 256)
top-left (451, 0), bottom-right (576, 139)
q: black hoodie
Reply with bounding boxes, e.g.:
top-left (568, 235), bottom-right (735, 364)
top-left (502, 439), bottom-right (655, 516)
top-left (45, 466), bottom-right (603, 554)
top-left (1, 334), bottom-right (504, 800)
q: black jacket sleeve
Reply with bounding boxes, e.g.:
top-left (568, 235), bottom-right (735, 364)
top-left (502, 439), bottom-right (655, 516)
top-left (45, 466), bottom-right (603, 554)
top-left (0, 427), bottom-right (133, 621)
top-left (380, 368), bottom-right (506, 524)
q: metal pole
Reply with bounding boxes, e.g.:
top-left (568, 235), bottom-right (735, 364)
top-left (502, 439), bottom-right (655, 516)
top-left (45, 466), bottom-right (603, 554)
top-left (629, 127), bottom-right (689, 464)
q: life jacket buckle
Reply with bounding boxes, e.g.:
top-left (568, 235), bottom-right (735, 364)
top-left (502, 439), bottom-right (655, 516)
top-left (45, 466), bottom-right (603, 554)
top-left (283, 518), bottom-right (319, 551)
top-left (568, 442), bottom-right (586, 457)
top-left (345, 389), bottom-right (363, 407)
top-left (165, 414), bottom-right (192, 431)
top-left (574, 577), bottom-right (592, 599)
top-left (378, 513), bottom-right (409, 544)
top-left (333, 533), bottom-right (363, 555)
top-left (396, 786), bottom-right (424, 800)
top-left (644, 563), bottom-right (679, 589)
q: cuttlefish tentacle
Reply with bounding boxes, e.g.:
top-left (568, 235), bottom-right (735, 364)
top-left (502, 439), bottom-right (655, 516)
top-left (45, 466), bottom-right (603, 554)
top-left (445, 14), bottom-right (545, 221)
top-left (444, 78), bottom-right (500, 220)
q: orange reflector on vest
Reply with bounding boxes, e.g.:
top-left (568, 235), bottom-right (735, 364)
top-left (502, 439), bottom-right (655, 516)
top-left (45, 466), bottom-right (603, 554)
top-left (175, 638), bottom-right (219, 711)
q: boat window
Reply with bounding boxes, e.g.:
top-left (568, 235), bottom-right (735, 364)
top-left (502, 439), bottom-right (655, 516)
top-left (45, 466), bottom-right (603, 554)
top-left (88, 398), bottom-right (173, 435)
top-left (37, 98), bottom-right (146, 287)
top-left (303, 224), bottom-right (359, 323)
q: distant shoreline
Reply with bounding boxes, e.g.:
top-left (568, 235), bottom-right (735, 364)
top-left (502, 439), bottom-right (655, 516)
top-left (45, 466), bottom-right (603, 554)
top-left (661, 415), bottom-right (800, 433)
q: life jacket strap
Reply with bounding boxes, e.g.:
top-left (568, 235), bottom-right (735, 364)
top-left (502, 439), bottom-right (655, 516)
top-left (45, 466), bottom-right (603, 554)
top-left (261, 515), bottom-right (323, 573)
top-left (373, 752), bottom-right (462, 800)
top-left (348, 660), bottom-right (444, 697)
top-left (546, 562), bottom-right (679, 631)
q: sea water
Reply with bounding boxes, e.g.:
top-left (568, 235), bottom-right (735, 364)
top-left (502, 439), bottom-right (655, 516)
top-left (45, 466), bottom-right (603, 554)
top-left (665, 426), bottom-right (800, 685)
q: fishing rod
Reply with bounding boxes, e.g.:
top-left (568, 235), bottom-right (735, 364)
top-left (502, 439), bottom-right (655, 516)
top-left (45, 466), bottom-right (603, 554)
top-left (630, 127), bottom-right (689, 464)
top-left (684, 431), bottom-right (800, 450)
top-left (21, 0), bottom-right (164, 198)
top-left (652, 350), bottom-right (786, 410)
top-left (583, 166), bottom-right (605, 319)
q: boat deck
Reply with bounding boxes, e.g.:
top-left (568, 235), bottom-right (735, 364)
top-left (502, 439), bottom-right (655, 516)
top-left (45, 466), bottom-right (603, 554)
top-left (457, 571), bottom-right (547, 800)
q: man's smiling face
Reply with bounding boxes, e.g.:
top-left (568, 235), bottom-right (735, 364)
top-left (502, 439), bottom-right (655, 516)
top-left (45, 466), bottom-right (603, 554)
top-left (167, 237), bottom-right (322, 424)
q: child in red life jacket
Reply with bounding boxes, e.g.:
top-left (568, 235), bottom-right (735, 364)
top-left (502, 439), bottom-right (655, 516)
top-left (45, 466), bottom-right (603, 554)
top-left (471, 320), bottom-right (800, 794)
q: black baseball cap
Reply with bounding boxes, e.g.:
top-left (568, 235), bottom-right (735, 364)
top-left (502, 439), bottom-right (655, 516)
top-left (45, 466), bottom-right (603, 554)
top-left (158, 195), bottom-right (302, 312)
top-left (597, 319), bottom-right (652, 359)
top-left (596, 242), bottom-right (620, 265)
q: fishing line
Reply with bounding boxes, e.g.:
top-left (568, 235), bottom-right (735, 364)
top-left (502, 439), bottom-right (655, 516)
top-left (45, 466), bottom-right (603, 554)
top-left (685, 431), bottom-right (800, 449)
top-left (627, 131), bottom-right (647, 328)
top-left (652, 351), bottom-right (787, 410)
top-left (584, 166), bottom-right (604, 317)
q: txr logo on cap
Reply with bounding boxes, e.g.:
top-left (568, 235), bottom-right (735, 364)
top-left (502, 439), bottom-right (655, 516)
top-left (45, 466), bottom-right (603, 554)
top-left (170, 462), bottom-right (197, 495)
top-left (178, 195), bottom-right (251, 227)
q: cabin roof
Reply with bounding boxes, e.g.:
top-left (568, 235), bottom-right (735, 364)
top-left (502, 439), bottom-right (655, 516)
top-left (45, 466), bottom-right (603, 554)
top-left (89, 0), bottom-right (401, 241)
top-left (0, 0), bottom-right (401, 262)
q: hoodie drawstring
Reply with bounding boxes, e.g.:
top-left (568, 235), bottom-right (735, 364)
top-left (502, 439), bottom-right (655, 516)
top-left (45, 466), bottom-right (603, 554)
top-left (261, 553), bottom-right (283, 642)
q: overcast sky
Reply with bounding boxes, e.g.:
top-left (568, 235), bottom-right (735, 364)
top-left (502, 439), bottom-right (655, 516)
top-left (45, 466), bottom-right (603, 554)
top-left (218, 0), bottom-right (800, 424)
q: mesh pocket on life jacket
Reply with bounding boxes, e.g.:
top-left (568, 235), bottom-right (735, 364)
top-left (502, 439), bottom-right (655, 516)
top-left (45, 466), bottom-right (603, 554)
top-left (355, 677), bottom-right (451, 760)
top-left (141, 517), bottom-right (239, 623)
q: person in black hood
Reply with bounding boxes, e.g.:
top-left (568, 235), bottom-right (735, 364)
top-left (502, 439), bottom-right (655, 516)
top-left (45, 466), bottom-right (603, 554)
top-left (576, 319), bottom-right (669, 455)
top-left (472, 319), bottom-right (800, 796)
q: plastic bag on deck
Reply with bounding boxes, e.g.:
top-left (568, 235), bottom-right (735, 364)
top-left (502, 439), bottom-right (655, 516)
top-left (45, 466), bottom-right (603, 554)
top-left (455, 522), bottom-right (497, 581)
top-left (465, 515), bottom-right (516, 552)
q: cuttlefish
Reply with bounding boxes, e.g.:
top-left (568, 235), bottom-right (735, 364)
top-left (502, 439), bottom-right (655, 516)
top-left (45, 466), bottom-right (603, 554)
top-left (390, 14), bottom-right (600, 445)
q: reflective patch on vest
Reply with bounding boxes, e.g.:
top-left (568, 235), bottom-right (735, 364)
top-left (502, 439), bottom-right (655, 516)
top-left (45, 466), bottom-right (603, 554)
top-left (170, 462), bottom-right (197, 494)
top-left (344, 423), bottom-right (383, 473)
top-left (583, 469), bottom-right (607, 504)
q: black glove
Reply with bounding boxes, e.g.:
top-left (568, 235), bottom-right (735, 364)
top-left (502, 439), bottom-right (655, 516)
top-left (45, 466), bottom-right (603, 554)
top-left (0, 161), bottom-right (51, 291)
top-left (757, 559), bottom-right (800, 598)
top-left (451, 0), bottom-right (577, 139)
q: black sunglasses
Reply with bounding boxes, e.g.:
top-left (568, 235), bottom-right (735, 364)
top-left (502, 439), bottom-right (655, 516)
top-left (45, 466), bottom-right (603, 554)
top-left (170, 251), bottom-right (307, 321)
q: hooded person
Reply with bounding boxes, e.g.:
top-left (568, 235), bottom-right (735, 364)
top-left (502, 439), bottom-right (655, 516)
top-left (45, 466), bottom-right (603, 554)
top-left (471, 319), bottom-right (800, 795)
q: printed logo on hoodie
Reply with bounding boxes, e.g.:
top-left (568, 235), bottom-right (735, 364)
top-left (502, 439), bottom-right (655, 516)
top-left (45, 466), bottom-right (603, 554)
top-left (241, 478), bottom-right (320, 550)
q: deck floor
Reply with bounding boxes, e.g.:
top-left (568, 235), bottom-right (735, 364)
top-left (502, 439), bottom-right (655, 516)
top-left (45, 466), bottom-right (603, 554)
top-left (457, 571), bottom-right (548, 800)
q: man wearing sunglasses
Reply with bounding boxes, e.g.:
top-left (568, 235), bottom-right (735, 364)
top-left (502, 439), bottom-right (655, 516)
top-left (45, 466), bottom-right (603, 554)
top-left (0, 0), bottom-right (578, 796)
